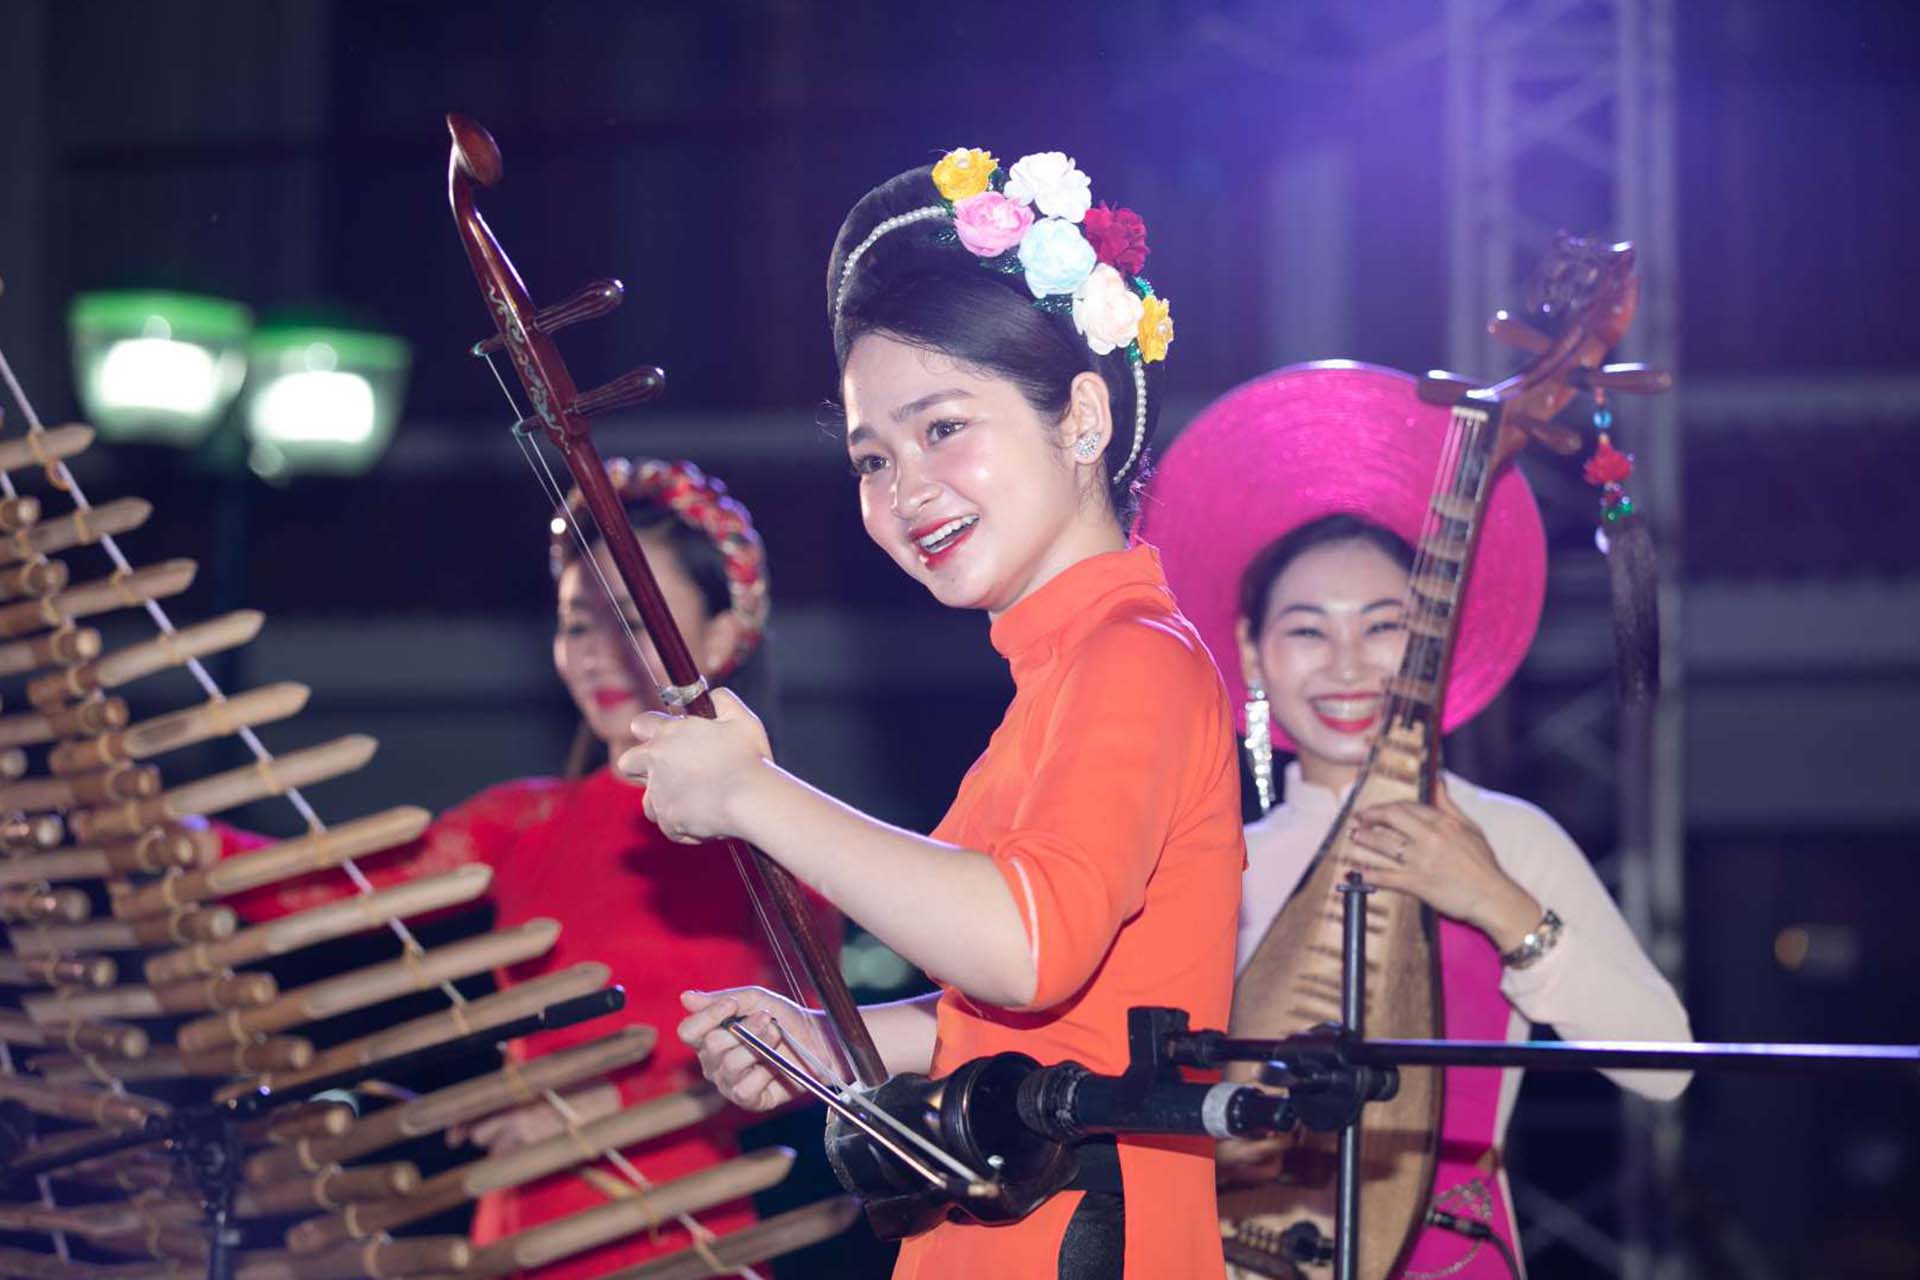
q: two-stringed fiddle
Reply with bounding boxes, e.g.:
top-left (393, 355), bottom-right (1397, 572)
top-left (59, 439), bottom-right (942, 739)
top-left (1223, 235), bottom-right (1669, 1278)
top-left (444, 114), bottom-right (1075, 1242)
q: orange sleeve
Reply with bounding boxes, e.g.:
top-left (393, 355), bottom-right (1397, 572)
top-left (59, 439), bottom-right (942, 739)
top-left (984, 615), bottom-right (1220, 1010)
top-left (221, 780), bottom-right (553, 922)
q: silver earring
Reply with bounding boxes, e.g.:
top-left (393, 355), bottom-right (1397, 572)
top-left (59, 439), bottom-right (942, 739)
top-left (1073, 434), bottom-right (1102, 462)
top-left (1244, 684), bottom-right (1275, 814)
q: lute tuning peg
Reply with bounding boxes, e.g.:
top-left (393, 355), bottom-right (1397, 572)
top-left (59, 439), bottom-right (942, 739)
top-left (1488, 309), bottom-right (1553, 355)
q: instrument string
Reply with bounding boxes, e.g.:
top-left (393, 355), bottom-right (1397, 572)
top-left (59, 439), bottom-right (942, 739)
top-left (486, 352), bottom-right (855, 1088)
top-left (484, 367), bottom-right (975, 1189)
top-left (1, 340), bottom-right (764, 1277)
top-left (480, 356), bottom-right (768, 1275)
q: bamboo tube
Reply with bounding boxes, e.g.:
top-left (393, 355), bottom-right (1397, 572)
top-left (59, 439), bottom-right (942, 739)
top-left (112, 806), bottom-right (430, 919)
top-left (24, 970), bottom-right (274, 1024)
top-left (10, 902), bottom-right (235, 953)
top-left (15, 1196), bottom-right (200, 1241)
top-left (146, 864), bottom-right (494, 985)
top-left (0, 495), bottom-right (38, 533)
top-left (0, 423), bottom-right (92, 474)
top-left (463, 1087), bottom-right (728, 1197)
top-left (0, 1009), bottom-right (148, 1057)
top-left (0, 747), bottom-right (25, 780)
top-left (0, 813), bottom-right (64, 852)
top-left (0, 694), bottom-right (128, 748)
top-left (177, 918), bottom-right (559, 1054)
top-left (52, 682), bottom-right (311, 775)
top-left (0, 559), bottom-right (197, 642)
top-left (234, 1237), bottom-right (473, 1280)
top-left (0, 885), bottom-right (89, 924)
top-left (243, 1100), bottom-right (357, 1146)
top-left (0, 952), bottom-right (115, 988)
top-left (245, 1024), bottom-right (657, 1183)
top-left (220, 963), bottom-right (612, 1102)
top-left (0, 1073), bottom-right (166, 1131)
top-left (286, 1085), bottom-right (727, 1250)
top-left (0, 761), bottom-right (160, 812)
top-left (0, 1244), bottom-right (98, 1279)
top-left (0, 495), bottom-right (151, 566)
top-left (26, 609), bottom-right (263, 706)
top-left (0, 557), bottom-right (66, 601)
top-left (0, 624), bottom-right (96, 677)
top-left (35, 1036), bottom-right (310, 1085)
top-left (236, 1161), bottom-right (420, 1219)
top-left (90, 1228), bottom-right (209, 1274)
top-left (57, 1151), bottom-right (179, 1195)
top-left (594, 1196), bottom-right (863, 1280)
top-left (14, 1126), bottom-right (126, 1174)
top-left (0, 824), bottom-right (202, 888)
top-left (70, 734), bottom-right (379, 843)
top-left (381, 1149), bottom-right (796, 1278)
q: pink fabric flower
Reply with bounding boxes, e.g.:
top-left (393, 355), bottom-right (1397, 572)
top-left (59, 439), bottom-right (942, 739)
top-left (1083, 203), bottom-right (1148, 275)
top-left (952, 192), bottom-right (1034, 257)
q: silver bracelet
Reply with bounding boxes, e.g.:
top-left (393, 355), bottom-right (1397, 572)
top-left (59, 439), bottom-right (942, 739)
top-left (1499, 909), bottom-right (1563, 970)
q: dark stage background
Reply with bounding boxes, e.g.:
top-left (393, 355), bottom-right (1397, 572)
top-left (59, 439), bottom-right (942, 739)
top-left (0, 2), bottom-right (1916, 1276)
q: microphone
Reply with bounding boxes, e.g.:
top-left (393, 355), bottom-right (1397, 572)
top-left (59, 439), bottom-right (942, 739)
top-left (1017, 1060), bottom-right (1294, 1143)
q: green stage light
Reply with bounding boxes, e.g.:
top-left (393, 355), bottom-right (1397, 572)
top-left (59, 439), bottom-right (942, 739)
top-left (242, 326), bottom-right (410, 478)
top-left (69, 291), bottom-right (251, 446)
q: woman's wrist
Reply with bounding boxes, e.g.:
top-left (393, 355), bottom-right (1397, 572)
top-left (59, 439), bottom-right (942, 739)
top-left (1477, 877), bottom-right (1545, 953)
top-left (721, 756), bottom-right (788, 845)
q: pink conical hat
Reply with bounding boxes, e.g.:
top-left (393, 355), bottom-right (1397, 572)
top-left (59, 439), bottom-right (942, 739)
top-left (1140, 360), bottom-right (1547, 751)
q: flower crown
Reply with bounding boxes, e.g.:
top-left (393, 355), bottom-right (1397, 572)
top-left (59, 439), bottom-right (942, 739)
top-left (550, 457), bottom-right (770, 679)
top-left (833, 147), bottom-right (1175, 485)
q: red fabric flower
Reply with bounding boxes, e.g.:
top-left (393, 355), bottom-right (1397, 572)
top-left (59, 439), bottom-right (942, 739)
top-left (1082, 203), bottom-right (1149, 275)
top-left (1583, 437), bottom-right (1634, 486)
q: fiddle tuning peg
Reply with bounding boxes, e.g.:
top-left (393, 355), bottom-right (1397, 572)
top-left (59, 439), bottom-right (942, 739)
top-left (572, 366), bottom-right (667, 418)
top-left (1489, 310), bottom-right (1553, 355)
top-left (1571, 363), bottom-right (1673, 395)
top-left (471, 279), bottom-right (626, 357)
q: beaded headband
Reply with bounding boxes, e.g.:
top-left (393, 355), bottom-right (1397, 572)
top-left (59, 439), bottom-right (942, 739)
top-left (832, 148), bottom-right (1175, 486)
top-left (549, 457), bottom-right (770, 679)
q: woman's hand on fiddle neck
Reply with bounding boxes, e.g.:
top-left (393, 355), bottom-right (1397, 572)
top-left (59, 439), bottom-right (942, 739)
top-left (1347, 782), bottom-right (1543, 952)
top-left (617, 689), bottom-right (772, 843)
top-left (629, 692), bottom-right (1037, 1008)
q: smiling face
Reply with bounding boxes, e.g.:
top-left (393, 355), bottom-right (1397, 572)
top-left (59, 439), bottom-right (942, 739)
top-left (1238, 538), bottom-right (1412, 789)
top-left (843, 332), bottom-right (1122, 616)
top-left (552, 527), bottom-right (736, 756)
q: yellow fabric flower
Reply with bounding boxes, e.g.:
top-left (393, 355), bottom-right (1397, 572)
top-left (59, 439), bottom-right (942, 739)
top-left (1137, 295), bottom-right (1174, 363)
top-left (932, 148), bottom-right (998, 202)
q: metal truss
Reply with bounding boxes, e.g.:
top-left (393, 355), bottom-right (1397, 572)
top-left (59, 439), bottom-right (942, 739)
top-left (1446, 1), bottom-right (1685, 1277)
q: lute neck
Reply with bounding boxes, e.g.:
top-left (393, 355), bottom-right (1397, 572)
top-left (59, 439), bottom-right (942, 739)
top-left (1373, 396), bottom-right (1505, 793)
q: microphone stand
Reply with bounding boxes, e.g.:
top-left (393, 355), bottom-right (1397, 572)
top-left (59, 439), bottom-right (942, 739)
top-left (0, 988), bottom-right (625, 1280)
top-left (720, 872), bottom-right (1919, 1275)
top-left (1139, 873), bottom-right (1919, 1275)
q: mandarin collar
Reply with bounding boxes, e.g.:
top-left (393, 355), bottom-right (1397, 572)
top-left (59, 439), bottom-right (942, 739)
top-left (988, 544), bottom-right (1169, 668)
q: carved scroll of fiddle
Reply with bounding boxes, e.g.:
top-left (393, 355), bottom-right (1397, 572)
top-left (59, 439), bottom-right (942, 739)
top-left (1222, 236), bottom-right (1669, 1279)
top-left (0, 334), bottom-right (852, 1277)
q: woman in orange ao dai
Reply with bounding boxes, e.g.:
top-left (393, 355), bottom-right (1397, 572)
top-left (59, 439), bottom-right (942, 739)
top-left (621, 147), bottom-right (1245, 1278)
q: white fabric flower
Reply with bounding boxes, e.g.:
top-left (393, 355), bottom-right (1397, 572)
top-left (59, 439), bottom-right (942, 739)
top-left (1071, 264), bottom-right (1146, 355)
top-left (1005, 151), bottom-right (1093, 223)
